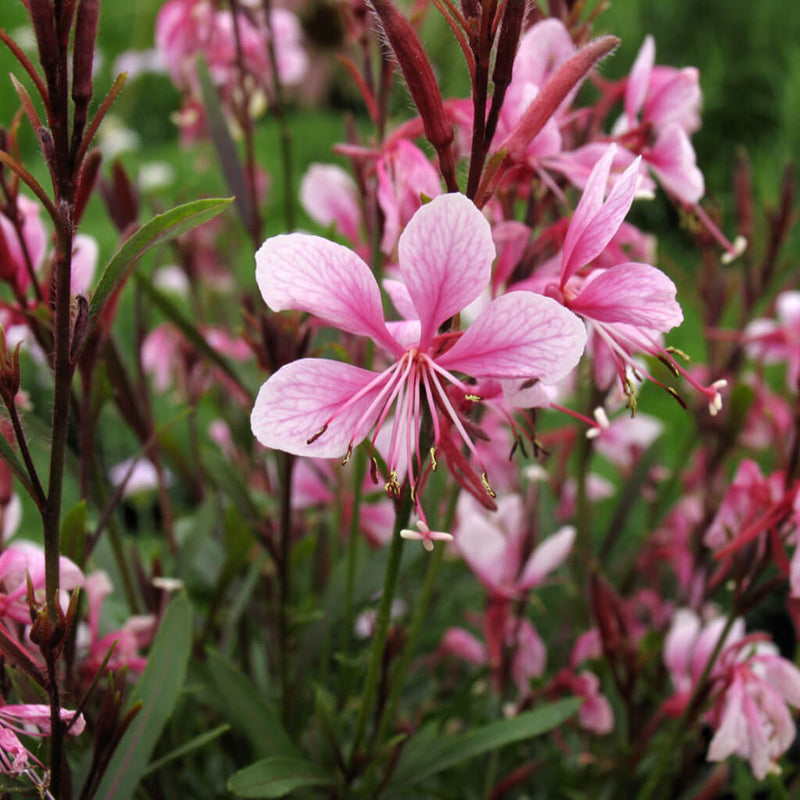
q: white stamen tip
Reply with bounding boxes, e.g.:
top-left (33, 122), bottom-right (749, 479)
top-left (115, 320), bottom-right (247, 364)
top-left (586, 405), bottom-right (610, 439)
top-left (708, 380), bottom-right (727, 416)
top-left (721, 235), bottom-right (748, 264)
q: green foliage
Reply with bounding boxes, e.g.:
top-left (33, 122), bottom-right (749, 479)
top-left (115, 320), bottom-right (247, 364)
top-left (94, 592), bottom-right (193, 800)
top-left (228, 756), bottom-right (337, 799)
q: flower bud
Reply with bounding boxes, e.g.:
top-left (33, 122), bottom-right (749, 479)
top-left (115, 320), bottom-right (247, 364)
top-left (502, 36), bottom-right (620, 163)
top-left (368, 0), bottom-right (457, 190)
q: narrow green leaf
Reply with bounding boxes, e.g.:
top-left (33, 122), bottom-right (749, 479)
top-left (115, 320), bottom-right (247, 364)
top-left (199, 650), bottom-right (298, 760)
top-left (135, 273), bottom-right (254, 398)
top-left (228, 757), bottom-right (336, 799)
top-left (94, 592), bottom-right (193, 800)
top-left (142, 724), bottom-right (231, 777)
top-left (390, 698), bottom-right (581, 787)
top-left (83, 197), bottom-right (232, 356)
top-left (196, 56), bottom-right (259, 238)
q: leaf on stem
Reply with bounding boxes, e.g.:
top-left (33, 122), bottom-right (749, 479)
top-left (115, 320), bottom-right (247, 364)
top-left (198, 650), bottom-right (298, 761)
top-left (79, 197), bottom-right (233, 360)
top-left (388, 698), bottom-right (582, 787)
top-left (227, 757), bottom-right (336, 799)
top-left (93, 592), bottom-right (193, 800)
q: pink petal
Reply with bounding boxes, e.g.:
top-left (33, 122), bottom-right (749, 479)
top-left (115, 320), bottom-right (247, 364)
top-left (251, 359), bottom-right (387, 458)
top-left (455, 493), bottom-right (511, 592)
top-left (383, 278), bottom-right (418, 320)
top-left (647, 124), bottom-right (705, 204)
top-left (562, 148), bottom-right (642, 284)
top-left (70, 234), bottom-right (98, 295)
top-left (437, 291), bottom-right (586, 384)
top-left (397, 194), bottom-right (495, 348)
top-left (568, 263), bottom-right (683, 331)
top-left (763, 657), bottom-right (800, 708)
top-left (645, 67), bottom-right (702, 132)
top-left (518, 525), bottom-right (575, 590)
top-left (625, 35), bottom-right (655, 124)
top-left (663, 608), bottom-right (701, 681)
top-left (299, 163), bottom-right (361, 243)
top-left (514, 19), bottom-right (577, 111)
top-left (441, 627), bottom-right (488, 665)
top-left (255, 234), bottom-right (400, 355)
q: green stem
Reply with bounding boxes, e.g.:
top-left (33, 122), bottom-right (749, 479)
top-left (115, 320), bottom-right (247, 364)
top-left (372, 484), bottom-right (459, 749)
top-left (337, 447), bottom-right (368, 705)
top-left (349, 487), bottom-right (412, 767)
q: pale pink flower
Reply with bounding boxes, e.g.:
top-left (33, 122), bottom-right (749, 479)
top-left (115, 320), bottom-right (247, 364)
top-left (251, 194), bottom-right (586, 519)
top-left (442, 615), bottom-right (546, 695)
top-left (545, 145), bottom-right (724, 412)
top-left (615, 35), bottom-right (704, 203)
top-left (745, 291), bottom-right (800, 391)
top-left (69, 233), bottom-right (99, 296)
top-left (593, 411), bottom-right (663, 469)
top-left (455, 492), bottom-right (574, 598)
top-left (0, 195), bottom-right (47, 294)
top-left (76, 571), bottom-right (156, 678)
top-left (0, 542), bottom-right (83, 625)
top-left (665, 608), bottom-right (800, 779)
top-left (300, 163), bottom-right (362, 245)
top-left (0, 703), bottom-right (85, 777)
top-left (376, 140), bottom-right (442, 255)
top-left (550, 669), bottom-right (614, 734)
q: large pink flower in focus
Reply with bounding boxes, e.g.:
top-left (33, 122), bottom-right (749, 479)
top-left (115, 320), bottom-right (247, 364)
top-left (251, 194), bottom-right (586, 517)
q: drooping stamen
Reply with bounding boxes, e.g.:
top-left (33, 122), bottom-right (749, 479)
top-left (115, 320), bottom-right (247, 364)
top-left (691, 202), bottom-right (748, 263)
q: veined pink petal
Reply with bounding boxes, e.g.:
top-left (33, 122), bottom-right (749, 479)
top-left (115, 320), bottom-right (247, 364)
top-left (562, 148), bottom-right (642, 284)
top-left (383, 278), bottom-right (418, 320)
top-left (625, 35), bottom-right (655, 124)
top-left (437, 292), bottom-right (586, 384)
top-left (647, 124), bottom-right (705, 204)
top-left (568, 263), bottom-right (683, 330)
top-left (397, 194), bottom-right (495, 348)
top-left (517, 525), bottom-right (575, 590)
top-left (255, 234), bottom-right (400, 355)
top-left (251, 359), bottom-right (387, 458)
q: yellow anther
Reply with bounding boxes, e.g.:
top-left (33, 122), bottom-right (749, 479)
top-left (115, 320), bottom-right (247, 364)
top-left (385, 470), bottom-right (401, 498)
top-left (464, 393), bottom-right (482, 402)
top-left (481, 472), bottom-right (497, 499)
top-left (666, 346), bottom-right (690, 362)
top-left (306, 423), bottom-right (328, 445)
top-left (429, 447), bottom-right (438, 471)
top-left (341, 444), bottom-right (353, 466)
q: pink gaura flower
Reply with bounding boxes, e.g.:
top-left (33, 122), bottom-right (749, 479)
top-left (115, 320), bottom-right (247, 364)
top-left (455, 493), bottom-right (575, 598)
top-left (251, 194), bottom-right (586, 517)
top-left (615, 35), bottom-right (704, 203)
top-left (0, 703), bottom-right (85, 777)
top-left (544, 144), bottom-right (724, 412)
top-left (745, 291), bottom-right (800, 391)
top-left (0, 542), bottom-right (83, 625)
top-left (664, 607), bottom-right (800, 780)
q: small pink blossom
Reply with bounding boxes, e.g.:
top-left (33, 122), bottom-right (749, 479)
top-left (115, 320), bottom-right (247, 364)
top-left (745, 291), bottom-right (800, 391)
top-left (252, 194), bottom-right (586, 520)
top-left (455, 492), bottom-right (574, 599)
